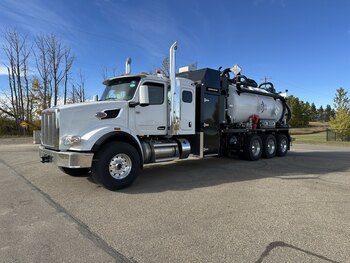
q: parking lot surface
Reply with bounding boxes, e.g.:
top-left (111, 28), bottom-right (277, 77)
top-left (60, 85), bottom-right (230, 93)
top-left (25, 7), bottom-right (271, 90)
top-left (0, 138), bottom-right (349, 263)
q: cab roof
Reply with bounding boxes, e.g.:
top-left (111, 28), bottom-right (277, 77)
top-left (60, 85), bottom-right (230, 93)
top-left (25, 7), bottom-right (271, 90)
top-left (102, 74), bottom-right (168, 85)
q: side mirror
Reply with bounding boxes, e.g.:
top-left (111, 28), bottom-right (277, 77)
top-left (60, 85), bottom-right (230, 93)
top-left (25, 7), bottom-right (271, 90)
top-left (139, 85), bottom-right (149, 106)
top-left (92, 95), bottom-right (99, 101)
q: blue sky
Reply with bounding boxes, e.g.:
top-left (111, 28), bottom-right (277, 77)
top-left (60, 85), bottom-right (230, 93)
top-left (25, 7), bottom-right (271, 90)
top-left (0, 0), bottom-right (350, 107)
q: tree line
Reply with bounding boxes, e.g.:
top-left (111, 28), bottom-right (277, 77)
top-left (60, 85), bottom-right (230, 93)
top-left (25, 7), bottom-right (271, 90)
top-left (288, 96), bottom-right (335, 127)
top-left (0, 28), bottom-right (86, 134)
top-left (288, 87), bottom-right (350, 135)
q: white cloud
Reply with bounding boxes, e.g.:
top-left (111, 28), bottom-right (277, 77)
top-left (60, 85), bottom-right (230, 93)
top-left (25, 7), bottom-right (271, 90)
top-left (94, 1), bottom-right (196, 59)
top-left (0, 65), bottom-right (9, 76)
top-left (0, 0), bottom-right (76, 39)
top-left (0, 64), bottom-right (37, 76)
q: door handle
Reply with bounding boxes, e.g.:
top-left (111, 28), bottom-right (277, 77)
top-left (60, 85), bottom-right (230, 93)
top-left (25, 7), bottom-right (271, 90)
top-left (157, 126), bottom-right (166, 130)
top-left (136, 111), bottom-right (140, 114)
top-left (203, 123), bottom-right (209, 127)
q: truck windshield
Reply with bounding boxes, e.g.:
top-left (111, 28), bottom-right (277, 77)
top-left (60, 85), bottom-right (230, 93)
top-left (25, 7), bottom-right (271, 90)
top-left (100, 77), bottom-right (140, 101)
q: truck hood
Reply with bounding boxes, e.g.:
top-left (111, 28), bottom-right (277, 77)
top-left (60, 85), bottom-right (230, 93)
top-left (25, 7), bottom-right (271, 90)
top-left (55, 101), bottom-right (129, 150)
top-left (54, 100), bottom-right (127, 112)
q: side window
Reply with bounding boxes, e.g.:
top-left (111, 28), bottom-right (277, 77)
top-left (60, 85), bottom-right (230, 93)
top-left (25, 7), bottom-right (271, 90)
top-left (182, 90), bottom-right (192, 103)
top-left (144, 82), bottom-right (164, 105)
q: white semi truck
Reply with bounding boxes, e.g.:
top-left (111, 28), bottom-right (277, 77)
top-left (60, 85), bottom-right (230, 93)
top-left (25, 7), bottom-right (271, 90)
top-left (39, 42), bottom-right (291, 190)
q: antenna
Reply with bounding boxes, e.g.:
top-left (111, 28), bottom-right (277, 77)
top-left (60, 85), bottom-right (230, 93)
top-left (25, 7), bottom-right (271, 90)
top-left (261, 76), bottom-right (272, 83)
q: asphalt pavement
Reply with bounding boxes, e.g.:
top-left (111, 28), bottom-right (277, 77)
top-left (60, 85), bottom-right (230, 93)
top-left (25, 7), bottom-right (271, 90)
top-left (0, 138), bottom-right (349, 263)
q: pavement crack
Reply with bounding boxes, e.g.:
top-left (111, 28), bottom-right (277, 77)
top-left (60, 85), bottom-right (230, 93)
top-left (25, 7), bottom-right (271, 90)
top-left (0, 159), bottom-right (137, 263)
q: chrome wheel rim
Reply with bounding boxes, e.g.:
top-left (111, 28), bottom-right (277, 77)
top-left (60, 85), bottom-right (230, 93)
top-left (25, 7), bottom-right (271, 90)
top-left (109, 154), bottom-right (132, 179)
top-left (251, 139), bottom-right (261, 157)
top-left (280, 138), bottom-right (287, 153)
top-left (267, 139), bottom-right (276, 155)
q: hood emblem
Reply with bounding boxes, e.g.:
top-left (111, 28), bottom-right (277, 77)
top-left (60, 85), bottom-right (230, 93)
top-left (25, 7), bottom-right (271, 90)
top-left (96, 112), bottom-right (108, 119)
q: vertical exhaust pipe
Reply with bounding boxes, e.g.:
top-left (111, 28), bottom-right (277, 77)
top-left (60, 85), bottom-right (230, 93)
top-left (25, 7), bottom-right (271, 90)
top-left (169, 41), bottom-right (179, 135)
top-left (125, 57), bottom-right (132, 75)
top-left (169, 42), bottom-right (177, 95)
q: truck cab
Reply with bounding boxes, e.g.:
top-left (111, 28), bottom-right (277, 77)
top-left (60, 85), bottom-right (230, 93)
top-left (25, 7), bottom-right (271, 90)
top-left (40, 62), bottom-right (196, 190)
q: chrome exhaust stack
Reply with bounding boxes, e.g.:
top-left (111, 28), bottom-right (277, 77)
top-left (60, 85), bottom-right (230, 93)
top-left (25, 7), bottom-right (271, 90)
top-left (169, 41), bottom-right (180, 135)
top-left (125, 57), bottom-right (132, 75)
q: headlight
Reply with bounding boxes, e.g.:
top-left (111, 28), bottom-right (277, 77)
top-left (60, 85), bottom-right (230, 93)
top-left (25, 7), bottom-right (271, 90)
top-left (63, 135), bottom-right (81, 146)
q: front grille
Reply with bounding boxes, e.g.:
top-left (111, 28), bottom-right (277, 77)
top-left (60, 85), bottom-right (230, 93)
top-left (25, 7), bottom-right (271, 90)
top-left (41, 109), bottom-right (59, 149)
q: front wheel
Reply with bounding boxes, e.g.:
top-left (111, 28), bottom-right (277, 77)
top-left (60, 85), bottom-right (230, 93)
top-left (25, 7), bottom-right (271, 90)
top-left (91, 142), bottom-right (141, 190)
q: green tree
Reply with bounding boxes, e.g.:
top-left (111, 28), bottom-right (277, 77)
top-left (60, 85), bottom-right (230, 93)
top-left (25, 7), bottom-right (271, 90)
top-left (317, 106), bottom-right (324, 121)
top-left (303, 102), bottom-right (311, 125)
top-left (333, 87), bottom-right (349, 111)
top-left (330, 88), bottom-right (350, 140)
top-left (324, 104), bottom-right (334, 122)
top-left (288, 96), bottom-right (309, 127)
top-left (310, 103), bottom-right (317, 121)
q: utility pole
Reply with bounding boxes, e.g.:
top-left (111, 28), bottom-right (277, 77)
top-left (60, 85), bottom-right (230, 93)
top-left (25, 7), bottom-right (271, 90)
top-left (261, 76), bottom-right (272, 83)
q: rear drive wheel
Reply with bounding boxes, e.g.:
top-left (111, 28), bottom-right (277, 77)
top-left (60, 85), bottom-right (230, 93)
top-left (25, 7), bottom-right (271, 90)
top-left (276, 134), bottom-right (289, 157)
top-left (59, 167), bottom-right (90, 176)
top-left (261, 134), bottom-right (277, 159)
top-left (244, 134), bottom-right (262, 161)
top-left (91, 142), bottom-right (140, 190)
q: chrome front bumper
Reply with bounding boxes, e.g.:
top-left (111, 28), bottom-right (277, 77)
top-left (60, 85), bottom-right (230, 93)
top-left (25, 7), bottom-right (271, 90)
top-left (39, 145), bottom-right (93, 168)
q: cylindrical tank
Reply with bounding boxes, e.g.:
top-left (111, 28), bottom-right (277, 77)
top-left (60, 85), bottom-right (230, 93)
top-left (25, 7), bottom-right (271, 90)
top-left (227, 85), bottom-right (285, 123)
top-left (141, 139), bottom-right (191, 164)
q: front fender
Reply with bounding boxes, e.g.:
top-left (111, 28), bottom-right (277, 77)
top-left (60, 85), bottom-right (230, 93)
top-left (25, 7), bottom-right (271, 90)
top-left (70, 126), bottom-right (142, 155)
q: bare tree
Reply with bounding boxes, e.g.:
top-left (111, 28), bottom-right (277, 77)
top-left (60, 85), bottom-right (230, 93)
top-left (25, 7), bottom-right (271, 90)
top-left (100, 65), bottom-right (118, 81)
top-left (63, 47), bottom-right (74, 104)
top-left (69, 70), bottom-right (86, 103)
top-left (34, 34), bottom-right (51, 109)
top-left (0, 28), bottom-right (31, 129)
top-left (100, 65), bottom-right (109, 81)
top-left (0, 30), bottom-right (77, 135)
top-left (46, 34), bottom-right (64, 106)
top-left (160, 57), bottom-right (170, 77)
top-left (35, 34), bottom-right (74, 107)
top-left (76, 70), bottom-right (86, 102)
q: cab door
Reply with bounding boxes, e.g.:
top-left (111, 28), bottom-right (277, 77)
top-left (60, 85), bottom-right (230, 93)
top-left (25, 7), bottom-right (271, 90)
top-left (134, 81), bottom-right (167, 135)
top-left (180, 88), bottom-right (195, 134)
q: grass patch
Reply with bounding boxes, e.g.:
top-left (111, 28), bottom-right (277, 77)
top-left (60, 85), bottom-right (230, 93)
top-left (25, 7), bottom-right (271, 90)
top-left (308, 121), bottom-right (329, 127)
top-left (290, 127), bottom-right (327, 135)
top-left (293, 131), bottom-right (327, 143)
top-left (293, 131), bottom-right (350, 147)
top-left (290, 122), bottom-right (329, 135)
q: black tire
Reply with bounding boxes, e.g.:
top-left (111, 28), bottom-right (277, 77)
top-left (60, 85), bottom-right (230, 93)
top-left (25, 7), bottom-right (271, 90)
top-left (91, 141), bottom-right (140, 190)
top-left (276, 134), bottom-right (289, 157)
top-left (243, 134), bottom-right (262, 161)
top-left (59, 167), bottom-right (90, 176)
top-left (261, 134), bottom-right (277, 159)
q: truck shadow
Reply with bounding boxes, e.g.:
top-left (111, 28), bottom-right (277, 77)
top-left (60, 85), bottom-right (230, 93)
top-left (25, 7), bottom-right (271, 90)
top-left (121, 150), bottom-right (350, 194)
